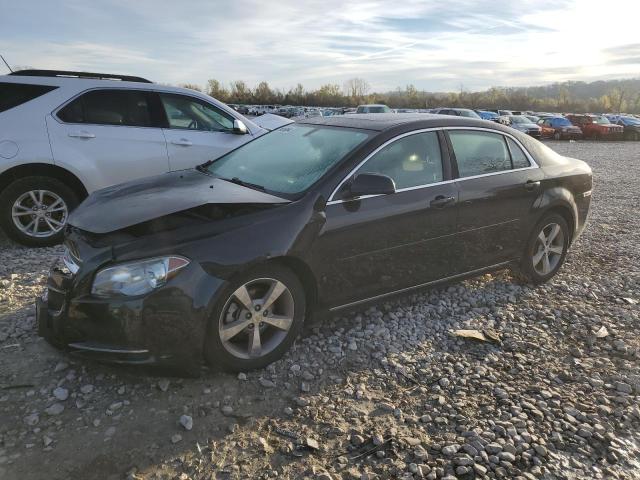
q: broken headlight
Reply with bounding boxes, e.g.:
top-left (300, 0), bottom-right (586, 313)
top-left (91, 256), bottom-right (189, 297)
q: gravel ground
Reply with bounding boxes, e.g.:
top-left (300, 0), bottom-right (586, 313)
top-left (0, 140), bottom-right (639, 480)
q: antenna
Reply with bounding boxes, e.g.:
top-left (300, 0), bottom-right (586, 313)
top-left (0, 55), bottom-right (13, 73)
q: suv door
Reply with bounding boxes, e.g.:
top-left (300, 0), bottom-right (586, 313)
top-left (312, 130), bottom-right (459, 307)
top-left (47, 88), bottom-right (169, 192)
top-left (446, 129), bottom-right (543, 273)
top-left (158, 93), bottom-right (251, 171)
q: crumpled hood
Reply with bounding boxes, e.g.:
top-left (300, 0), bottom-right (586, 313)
top-left (69, 169), bottom-right (290, 234)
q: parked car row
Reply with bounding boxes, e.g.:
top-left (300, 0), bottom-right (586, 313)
top-left (228, 104), bottom-right (347, 119)
top-left (230, 102), bottom-right (639, 142)
top-left (473, 110), bottom-right (633, 141)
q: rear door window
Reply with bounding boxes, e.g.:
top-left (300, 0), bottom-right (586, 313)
top-left (448, 130), bottom-right (512, 177)
top-left (57, 89), bottom-right (153, 127)
top-left (0, 82), bottom-right (57, 113)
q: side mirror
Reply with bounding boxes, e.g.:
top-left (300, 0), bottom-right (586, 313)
top-left (232, 119), bottom-right (248, 135)
top-left (348, 173), bottom-right (396, 198)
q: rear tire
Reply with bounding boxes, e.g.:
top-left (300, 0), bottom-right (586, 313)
top-left (0, 176), bottom-right (79, 247)
top-left (204, 264), bottom-right (306, 372)
top-left (512, 213), bottom-right (570, 285)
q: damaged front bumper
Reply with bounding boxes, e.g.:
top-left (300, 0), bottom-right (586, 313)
top-left (36, 260), bottom-right (224, 369)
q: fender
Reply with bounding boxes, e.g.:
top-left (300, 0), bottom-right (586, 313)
top-left (533, 186), bottom-right (578, 239)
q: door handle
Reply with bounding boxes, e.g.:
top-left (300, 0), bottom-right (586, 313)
top-left (524, 180), bottom-right (541, 191)
top-left (171, 139), bottom-right (193, 146)
top-left (430, 195), bottom-right (456, 208)
top-left (68, 131), bottom-right (95, 139)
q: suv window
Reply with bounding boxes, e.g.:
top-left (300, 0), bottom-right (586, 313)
top-left (449, 130), bottom-right (512, 177)
top-left (0, 82), bottom-right (57, 113)
top-left (160, 94), bottom-right (233, 131)
top-left (353, 132), bottom-right (443, 190)
top-left (506, 137), bottom-right (530, 169)
top-left (58, 89), bottom-right (152, 127)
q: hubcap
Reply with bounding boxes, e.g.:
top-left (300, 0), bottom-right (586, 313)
top-left (532, 222), bottom-right (565, 276)
top-left (11, 190), bottom-right (68, 238)
top-left (218, 278), bottom-right (294, 360)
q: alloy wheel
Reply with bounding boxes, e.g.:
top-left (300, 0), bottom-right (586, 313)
top-left (532, 222), bottom-right (565, 276)
top-left (11, 190), bottom-right (68, 238)
top-left (218, 278), bottom-right (295, 360)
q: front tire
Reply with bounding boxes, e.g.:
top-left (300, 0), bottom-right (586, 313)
top-left (0, 176), bottom-right (79, 247)
top-left (513, 213), bottom-right (570, 284)
top-left (204, 264), bottom-right (306, 372)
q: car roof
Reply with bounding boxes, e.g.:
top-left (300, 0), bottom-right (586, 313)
top-left (298, 113), bottom-right (510, 132)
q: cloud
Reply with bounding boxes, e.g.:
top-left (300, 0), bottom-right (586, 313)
top-left (2, 0), bottom-right (640, 92)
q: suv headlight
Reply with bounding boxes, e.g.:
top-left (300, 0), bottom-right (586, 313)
top-left (92, 256), bottom-right (189, 297)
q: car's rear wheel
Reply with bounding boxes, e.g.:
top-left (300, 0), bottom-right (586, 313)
top-left (0, 176), bottom-right (79, 247)
top-left (513, 213), bottom-right (570, 284)
top-left (204, 265), bottom-right (305, 372)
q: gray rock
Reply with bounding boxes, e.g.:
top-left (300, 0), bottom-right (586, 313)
top-left (52, 387), bottom-right (69, 401)
top-left (80, 384), bottom-right (94, 394)
top-left (45, 403), bottom-right (64, 416)
top-left (179, 414), bottom-right (193, 431)
top-left (441, 444), bottom-right (459, 456)
top-left (485, 442), bottom-right (503, 454)
top-left (24, 413), bottom-right (39, 426)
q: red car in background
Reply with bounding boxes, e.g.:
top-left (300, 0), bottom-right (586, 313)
top-left (538, 116), bottom-right (583, 140)
top-left (566, 114), bottom-right (623, 139)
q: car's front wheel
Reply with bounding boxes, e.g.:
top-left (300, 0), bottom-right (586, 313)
top-left (514, 213), bottom-right (570, 284)
top-left (204, 265), bottom-right (306, 372)
top-left (0, 176), bottom-right (79, 247)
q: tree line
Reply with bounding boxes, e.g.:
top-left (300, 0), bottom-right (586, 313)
top-left (180, 77), bottom-right (640, 113)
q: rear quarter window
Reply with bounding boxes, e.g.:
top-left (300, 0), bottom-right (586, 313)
top-left (0, 82), bottom-right (58, 113)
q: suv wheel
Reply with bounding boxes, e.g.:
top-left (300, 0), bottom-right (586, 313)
top-left (0, 176), bottom-right (79, 247)
top-left (204, 265), bottom-right (305, 372)
top-left (513, 213), bottom-right (570, 284)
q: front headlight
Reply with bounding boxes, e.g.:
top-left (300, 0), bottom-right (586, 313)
top-left (91, 256), bottom-right (189, 297)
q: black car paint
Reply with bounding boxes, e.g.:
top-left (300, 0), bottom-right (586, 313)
top-left (37, 114), bottom-right (592, 369)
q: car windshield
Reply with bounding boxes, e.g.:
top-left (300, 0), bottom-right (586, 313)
top-left (205, 124), bottom-right (371, 196)
top-left (621, 116), bottom-right (640, 125)
top-left (553, 117), bottom-right (572, 126)
top-left (593, 116), bottom-right (610, 125)
top-left (368, 106), bottom-right (389, 113)
top-left (509, 116), bottom-right (529, 124)
top-left (458, 109), bottom-right (481, 118)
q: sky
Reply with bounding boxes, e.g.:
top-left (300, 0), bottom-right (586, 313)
top-left (1, 0), bottom-right (639, 93)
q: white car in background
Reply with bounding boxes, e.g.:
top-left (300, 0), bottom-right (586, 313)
top-left (355, 104), bottom-right (393, 114)
top-left (0, 69), bottom-right (291, 246)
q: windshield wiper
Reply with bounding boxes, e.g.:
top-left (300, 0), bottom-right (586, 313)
top-left (224, 177), bottom-right (266, 191)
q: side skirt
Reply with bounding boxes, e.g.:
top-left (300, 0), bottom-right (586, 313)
top-left (328, 261), bottom-right (514, 312)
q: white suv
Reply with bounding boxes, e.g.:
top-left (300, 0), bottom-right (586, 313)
top-left (0, 70), bottom-right (290, 246)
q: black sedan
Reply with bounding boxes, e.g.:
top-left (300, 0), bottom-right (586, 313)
top-left (37, 114), bottom-right (592, 372)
